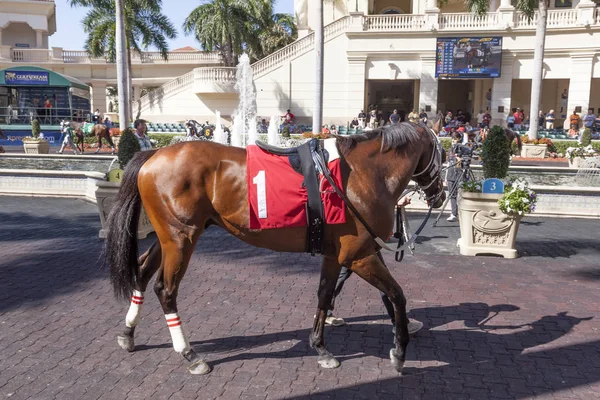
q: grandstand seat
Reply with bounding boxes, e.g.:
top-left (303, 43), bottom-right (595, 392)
top-left (338, 126), bottom-right (348, 135)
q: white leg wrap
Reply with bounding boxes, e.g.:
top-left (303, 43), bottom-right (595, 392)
top-left (125, 290), bottom-right (144, 328)
top-left (165, 313), bottom-right (191, 354)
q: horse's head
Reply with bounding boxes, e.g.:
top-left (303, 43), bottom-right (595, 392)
top-left (412, 126), bottom-right (446, 208)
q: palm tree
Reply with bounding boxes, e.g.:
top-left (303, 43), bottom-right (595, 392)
top-left (183, 0), bottom-right (297, 67)
top-left (465, 0), bottom-right (543, 139)
top-left (70, 0), bottom-right (177, 121)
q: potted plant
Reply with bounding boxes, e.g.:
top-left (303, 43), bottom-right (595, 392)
top-left (95, 128), bottom-right (154, 239)
top-left (457, 125), bottom-right (527, 258)
top-left (519, 134), bottom-right (548, 159)
top-left (22, 119), bottom-right (50, 154)
top-left (565, 129), bottom-right (599, 168)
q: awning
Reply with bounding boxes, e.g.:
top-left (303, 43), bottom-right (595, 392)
top-left (0, 66), bottom-right (89, 90)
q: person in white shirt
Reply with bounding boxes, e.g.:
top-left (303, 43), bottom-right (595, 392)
top-left (476, 109), bottom-right (485, 128)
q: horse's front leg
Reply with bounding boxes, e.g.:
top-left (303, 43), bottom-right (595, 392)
top-left (310, 256), bottom-right (342, 369)
top-left (350, 253), bottom-right (409, 374)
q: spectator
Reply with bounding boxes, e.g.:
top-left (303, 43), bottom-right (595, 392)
top-left (482, 111), bottom-right (491, 128)
top-left (350, 117), bottom-right (359, 128)
top-left (368, 109), bottom-right (378, 129)
top-left (583, 109), bottom-right (596, 130)
top-left (537, 111), bottom-right (545, 128)
top-left (456, 109), bottom-right (465, 124)
top-left (103, 117), bottom-right (113, 129)
top-left (419, 109), bottom-right (428, 125)
top-left (513, 108), bottom-right (523, 130)
top-left (258, 119), bottom-right (269, 133)
top-left (358, 110), bottom-right (367, 128)
top-left (569, 110), bottom-right (581, 131)
top-left (407, 109), bottom-right (419, 124)
top-left (560, 89), bottom-right (568, 113)
top-left (93, 109), bottom-right (100, 123)
top-left (507, 112), bottom-right (516, 129)
top-left (390, 109), bottom-right (401, 125)
top-left (476, 109), bottom-right (485, 128)
top-left (485, 88), bottom-right (492, 110)
top-left (284, 109), bottom-right (295, 125)
top-left (321, 124), bottom-right (330, 135)
top-left (444, 111), bottom-right (453, 126)
top-left (545, 110), bottom-right (556, 130)
top-left (595, 113), bottom-right (600, 134)
top-left (133, 119), bottom-right (152, 151)
top-left (44, 98), bottom-right (53, 124)
top-left (330, 125), bottom-right (338, 135)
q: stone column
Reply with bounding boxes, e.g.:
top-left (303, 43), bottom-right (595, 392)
top-left (565, 53), bottom-right (594, 128)
top-left (424, 0), bottom-right (440, 31)
top-left (91, 81), bottom-right (108, 115)
top-left (498, 0), bottom-right (515, 28)
top-left (35, 30), bottom-right (43, 48)
top-left (346, 55), bottom-right (367, 120)
top-left (133, 85), bottom-right (141, 101)
top-left (0, 28), bottom-right (3, 46)
top-left (419, 55), bottom-right (438, 119)
top-left (491, 56), bottom-right (514, 126)
top-left (576, 0), bottom-right (596, 27)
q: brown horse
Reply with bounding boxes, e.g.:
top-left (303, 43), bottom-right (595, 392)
top-left (70, 122), bottom-right (115, 154)
top-left (505, 127), bottom-right (522, 156)
top-left (104, 122), bottom-right (445, 375)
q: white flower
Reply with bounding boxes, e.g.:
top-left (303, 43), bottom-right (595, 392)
top-left (523, 198), bottom-right (529, 204)
top-left (505, 200), bottom-right (510, 206)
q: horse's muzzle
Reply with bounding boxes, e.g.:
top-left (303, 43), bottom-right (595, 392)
top-left (432, 192), bottom-right (446, 209)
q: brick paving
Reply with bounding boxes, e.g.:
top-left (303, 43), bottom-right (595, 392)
top-left (0, 196), bottom-right (599, 400)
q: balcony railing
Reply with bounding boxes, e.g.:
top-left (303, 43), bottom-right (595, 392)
top-left (439, 12), bottom-right (499, 30)
top-left (9, 48), bottom-right (222, 64)
top-left (364, 14), bottom-right (426, 31)
top-left (194, 67), bottom-right (237, 83)
top-left (11, 49), bottom-right (52, 62)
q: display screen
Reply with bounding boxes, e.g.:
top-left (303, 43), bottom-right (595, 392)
top-left (436, 37), bottom-right (502, 79)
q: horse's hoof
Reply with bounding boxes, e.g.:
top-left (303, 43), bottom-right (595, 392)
top-left (317, 356), bottom-right (340, 369)
top-left (188, 360), bottom-right (211, 375)
top-left (390, 349), bottom-right (404, 373)
top-left (117, 334), bottom-right (135, 352)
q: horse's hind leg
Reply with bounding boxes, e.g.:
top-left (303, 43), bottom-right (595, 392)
top-left (117, 241), bottom-right (162, 352)
top-left (310, 256), bottom-right (342, 369)
top-left (154, 235), bottom-right (210, 375)
top-left (350, 253), bottom-right (409, 374)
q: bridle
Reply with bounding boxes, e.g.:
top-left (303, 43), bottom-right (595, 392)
top-left (313, 126), bottom-right (445, 262)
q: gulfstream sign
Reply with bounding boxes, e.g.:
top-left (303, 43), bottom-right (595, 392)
top-left (4, 70), bottom-right (49, 85)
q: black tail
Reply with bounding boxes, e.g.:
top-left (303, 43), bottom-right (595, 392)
top-left (104, 149), bottom-right (157, 301)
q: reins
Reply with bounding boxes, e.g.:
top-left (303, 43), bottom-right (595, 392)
top-left (316, 127), bottom-right (444, 262)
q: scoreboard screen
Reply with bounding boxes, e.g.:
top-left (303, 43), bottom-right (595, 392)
top-left (435, 37), bottom-right (502, 79)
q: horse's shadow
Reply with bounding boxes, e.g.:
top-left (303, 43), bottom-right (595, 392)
top-left (136, 302), bottom-right (593, 380)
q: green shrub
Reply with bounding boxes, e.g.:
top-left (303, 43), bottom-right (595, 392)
top-left (148, 133), bottom-right (177, 148)
top-left (118, 128), bottom-right (141, 169)
top-left (481, 125), bottom-right (510, 179)
top-left (580, 128), bottom-right (592, 147)
top-left (282, 126), bottom-right (290, 138)
top-left (439, 137), bottom-right (452, 152)
top-left (31, 119), bottom-right (41, 139)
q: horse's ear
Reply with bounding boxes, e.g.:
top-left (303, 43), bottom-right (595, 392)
top-left (432, 119), bottom-right (440, 135)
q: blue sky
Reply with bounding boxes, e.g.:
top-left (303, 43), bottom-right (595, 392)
top-left (49, 0), bottom-right (294, 50)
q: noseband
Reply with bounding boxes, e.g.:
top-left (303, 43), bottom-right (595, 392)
top-left (412, 128), bottom-right (444, 205)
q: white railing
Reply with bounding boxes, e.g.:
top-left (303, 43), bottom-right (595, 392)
top-left (252, 16), bottom-right (350, 78)
top-left (439, 12), bottom-right (499, 29)
top-left (137, 71), bottom-right (194, 112)
top-left (139, 51), bottom-right (222, 63)
top-left (11, 48), bottom-right (51, 62)
top-left (516, 9), bottom-right (579, 28)
top-left (364, 14), bottom-right (426, 31)
top-left (194, 67), bottom-right (237, 82)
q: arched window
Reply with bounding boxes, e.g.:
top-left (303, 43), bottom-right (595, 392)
top-left (381, 7), bottom-right (406, 14)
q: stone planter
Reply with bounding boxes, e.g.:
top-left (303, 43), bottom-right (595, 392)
top-left (567, 156), bottom-right (599, 169)
top-left (520, 144), bottom-right (547, 159)
top-left (457, 192), bottom-right (521, 259)
top-left (95, 180), bottom-right (154, 239)
top-left (23, 140), bottom-right (50, 154)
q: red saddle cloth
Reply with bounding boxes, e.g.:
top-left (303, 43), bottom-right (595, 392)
top-left (246, 144), bottom-right (346, 229)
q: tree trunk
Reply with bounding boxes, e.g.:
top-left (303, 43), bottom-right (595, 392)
top-left (115, 0), bottom-right (129, 131)
top-left (527, 0), bottom-right (548, 140)
top-left (312, 0), bottom-right (324, 135)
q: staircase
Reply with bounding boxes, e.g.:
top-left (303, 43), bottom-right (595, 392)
top-left (136, 16), bottom-right (351, 116)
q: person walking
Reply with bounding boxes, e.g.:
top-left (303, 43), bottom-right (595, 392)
top-left (446, 131), bottom-right (463, 222)
top-left (545, 110), bottom-right (556, 130)
top-left (323, 194), bottom-right (423, 336)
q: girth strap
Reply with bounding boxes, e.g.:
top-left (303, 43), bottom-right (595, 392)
top-left (297, 143), bottom-right (324, 255)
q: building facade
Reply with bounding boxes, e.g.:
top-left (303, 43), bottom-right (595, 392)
top-left (136, 0), bottom-right (600, 129)
top-left (0, 0), bottom-right (222, 121)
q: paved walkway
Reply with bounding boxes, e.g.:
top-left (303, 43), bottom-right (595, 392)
top-left (0, 197), bottom-right (599, 400)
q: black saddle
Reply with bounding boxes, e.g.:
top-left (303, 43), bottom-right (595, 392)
top-left (255, 138), bottom-right (328, 255)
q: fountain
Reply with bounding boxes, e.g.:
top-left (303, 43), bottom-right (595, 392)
top-left (213, 110), bottom-right (227, 144)
top-left (247, 119), bottom-right (258, 146)
top-left (268, 116), bottom-right (279, 146)
top-left (230, 53), bottom-right (257, 148)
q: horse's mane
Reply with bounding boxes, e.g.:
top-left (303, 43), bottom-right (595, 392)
top-left (336, 122), bottom-right (422, 156)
